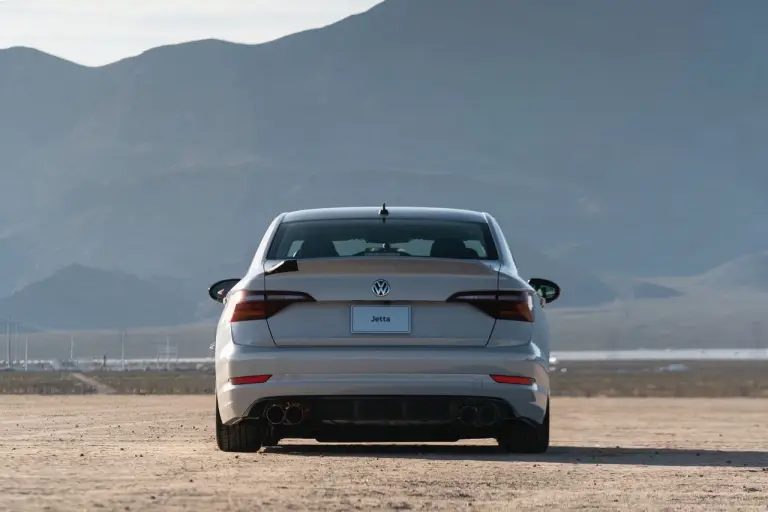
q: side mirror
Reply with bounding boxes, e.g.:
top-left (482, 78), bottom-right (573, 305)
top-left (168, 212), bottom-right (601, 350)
top-left (528, 278), bottom-right (561, 304)
top-left (208, 278), bottom-right (241, 303)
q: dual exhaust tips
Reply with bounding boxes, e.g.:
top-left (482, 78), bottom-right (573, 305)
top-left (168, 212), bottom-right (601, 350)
top-left (265, 404), bottom-right (304, 426)
top-left (266, 403), bottom-right (497, 427)
top-left (458, 405), bottom-right (499, 427)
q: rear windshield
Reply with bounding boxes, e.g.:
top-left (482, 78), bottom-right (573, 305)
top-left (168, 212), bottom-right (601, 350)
top-left (266, 218), bottom-right (499, 260)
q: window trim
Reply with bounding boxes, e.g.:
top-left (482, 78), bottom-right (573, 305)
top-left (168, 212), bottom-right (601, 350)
top-left (265, 218), bottom-right (500, 261)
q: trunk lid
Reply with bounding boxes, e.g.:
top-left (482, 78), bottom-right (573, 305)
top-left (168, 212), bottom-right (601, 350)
top-left (262, 257), bottom-right (499, 347)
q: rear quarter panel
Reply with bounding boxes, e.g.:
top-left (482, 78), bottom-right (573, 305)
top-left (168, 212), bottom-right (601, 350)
top-left (485, 213), bottom-right (550, 359)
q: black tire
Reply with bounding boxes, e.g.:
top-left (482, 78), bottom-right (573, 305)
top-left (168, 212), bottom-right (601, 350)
top-left (497, 401), bottom-right (550, 454)
top-left (215, 400), bottom-right (263, 453)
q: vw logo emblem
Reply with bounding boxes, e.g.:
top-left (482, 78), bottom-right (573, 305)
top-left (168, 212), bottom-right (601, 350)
top-left (372, 279), bottom-right (390, 297)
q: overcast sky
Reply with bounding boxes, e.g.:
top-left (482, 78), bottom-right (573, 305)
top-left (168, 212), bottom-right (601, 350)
top-left (0, 0), bottom-right (383, 66)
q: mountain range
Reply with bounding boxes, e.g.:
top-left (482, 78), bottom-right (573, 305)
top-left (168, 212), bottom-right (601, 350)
top-left (1, 0), bottom-right (766, 333)
top-left (0, 264), bottom-right (216, 331)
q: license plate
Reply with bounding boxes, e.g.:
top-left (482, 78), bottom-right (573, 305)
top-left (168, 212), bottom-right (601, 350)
top-left (350, 305), bottom-right (411, 334)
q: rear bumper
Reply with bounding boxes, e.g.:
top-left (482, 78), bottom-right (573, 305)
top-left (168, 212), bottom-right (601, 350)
top-left (216, 343), bottom-right (549, 425)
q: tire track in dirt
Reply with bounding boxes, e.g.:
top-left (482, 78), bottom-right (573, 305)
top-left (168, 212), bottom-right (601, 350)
top-left (70, 372), bottom-right (117, 394)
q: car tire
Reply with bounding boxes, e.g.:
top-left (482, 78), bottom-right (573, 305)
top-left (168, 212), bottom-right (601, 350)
top-left (215, 399), bottom-right (264, 453)
top-left (497, 401), bottom-right (550, 454)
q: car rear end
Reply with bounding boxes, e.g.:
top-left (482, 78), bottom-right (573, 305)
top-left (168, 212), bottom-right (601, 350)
top-left (215, 207), bottom-right (550, 446)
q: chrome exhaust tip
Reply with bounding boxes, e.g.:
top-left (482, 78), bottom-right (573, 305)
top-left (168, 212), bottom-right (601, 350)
top-left (458, 406), bottom-right (477, 426)
top-left (477, 405), bottom-right (498, 426)
top-left (284, 406), bottom-right (304, 425)
top-left (265, 405), bottom-right (285, 425)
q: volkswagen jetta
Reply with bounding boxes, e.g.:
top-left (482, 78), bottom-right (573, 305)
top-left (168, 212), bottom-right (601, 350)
top-left (208, 205), bottom-right (561, 453)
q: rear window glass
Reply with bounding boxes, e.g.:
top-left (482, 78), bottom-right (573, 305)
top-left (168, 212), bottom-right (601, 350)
top-left (266, 218), bottom-right (499, 260)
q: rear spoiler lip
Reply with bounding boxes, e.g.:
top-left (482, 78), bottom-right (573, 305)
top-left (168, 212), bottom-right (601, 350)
top-left (263, 257), bottom-right (501, 276)
top-left (264, 259), bottom-right (299, 276)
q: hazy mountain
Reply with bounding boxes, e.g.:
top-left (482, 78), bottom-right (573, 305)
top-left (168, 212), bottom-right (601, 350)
top-left (0, 265), bottom-right (203, 330)
top-left (630, 282), bottom-right (682, 300)
top-left (694, 251), bottom-right (768, 291)
top-left (1, 0), bottom-right (767, 328)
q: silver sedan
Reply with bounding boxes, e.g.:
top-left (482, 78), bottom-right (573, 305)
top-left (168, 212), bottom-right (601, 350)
top-left (208, 205), bottom-right (561, 453)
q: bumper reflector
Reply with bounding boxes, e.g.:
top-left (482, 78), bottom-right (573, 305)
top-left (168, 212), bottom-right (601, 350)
top-left (490, 375), bottom-right (535, 385)
top-left (230, 375), bottom-right (272, 385)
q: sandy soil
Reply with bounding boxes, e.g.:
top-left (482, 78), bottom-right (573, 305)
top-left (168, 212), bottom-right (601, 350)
top-left (0, 397), bottom-right (766, 511)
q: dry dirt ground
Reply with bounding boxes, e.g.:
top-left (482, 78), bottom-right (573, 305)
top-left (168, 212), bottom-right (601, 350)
top-left (0, 397), bottom-right (766, 511)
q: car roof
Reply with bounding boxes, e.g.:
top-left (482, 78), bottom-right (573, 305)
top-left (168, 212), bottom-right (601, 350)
top-left (280, 206), bottom-right (490, 223)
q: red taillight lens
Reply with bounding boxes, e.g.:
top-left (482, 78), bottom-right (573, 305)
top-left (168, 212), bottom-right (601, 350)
top-left (229, 291), bottom-right (315, 322)
top-left (230, 375), bottom-right (272, 385)
top-left (448, 290), bottom-right (534, 322)
top-left (490, 375), bottom-right (536, 385)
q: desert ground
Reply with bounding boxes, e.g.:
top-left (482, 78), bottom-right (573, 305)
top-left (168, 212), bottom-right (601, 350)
top-left (0, 397), bottom-right (765, 511)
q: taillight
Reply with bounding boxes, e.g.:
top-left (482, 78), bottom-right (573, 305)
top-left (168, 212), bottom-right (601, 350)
top-left (228, 290), bottom-right (315, 322)
top-left (230, 375), bottom-right (272, 385)
top-left (490, 375), bottom-right (535, 385)
top-left (448, 290), bottom-right (534, 322)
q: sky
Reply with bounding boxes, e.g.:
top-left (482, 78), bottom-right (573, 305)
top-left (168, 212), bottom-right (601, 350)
top-left (0, 0), bottom-right (384, 66)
